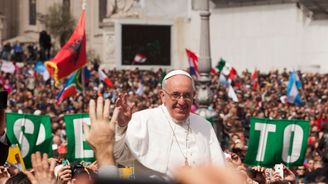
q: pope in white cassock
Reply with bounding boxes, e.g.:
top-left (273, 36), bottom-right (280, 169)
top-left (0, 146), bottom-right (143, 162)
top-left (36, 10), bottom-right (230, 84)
top-left (113, 70), bottom-right (225, 178)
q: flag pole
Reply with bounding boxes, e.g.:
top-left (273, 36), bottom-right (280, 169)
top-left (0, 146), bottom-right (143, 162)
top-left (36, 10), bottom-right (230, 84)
top-left (82, 0), bottom-right (86, 10)
top-left (81, 0), bottom-right (86, 112)
top-left (81, 68), bottom-right (86, 112)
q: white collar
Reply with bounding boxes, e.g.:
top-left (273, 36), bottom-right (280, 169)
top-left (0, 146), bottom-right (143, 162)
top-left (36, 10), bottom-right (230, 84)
top-left (160, 104), bottom-right (190, 126)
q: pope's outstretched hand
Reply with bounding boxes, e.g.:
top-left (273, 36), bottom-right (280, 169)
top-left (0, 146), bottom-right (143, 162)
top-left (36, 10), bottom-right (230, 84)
top-left (115, 93), bottom-right (134, 127)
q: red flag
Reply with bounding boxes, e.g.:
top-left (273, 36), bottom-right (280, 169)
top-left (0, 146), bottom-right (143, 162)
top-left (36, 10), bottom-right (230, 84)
top-left (133, 53), bottom-right (147, 63)
top-left (315, 110), bottom-right (325, 130)
top-left (185, 48), bottom-right (219, 75)
top-left (210, 68), bottom-right (216, 75)
top-left (99, 70), bottom-right (113, 88)
top-left (251, 70), bottom-right (258, 91)
top-left (45, 10), bottom-right (87, 85)
top-left (185, 49), bottom-right (200, 77)
top-left (228, 67), bottom-right (237, 81)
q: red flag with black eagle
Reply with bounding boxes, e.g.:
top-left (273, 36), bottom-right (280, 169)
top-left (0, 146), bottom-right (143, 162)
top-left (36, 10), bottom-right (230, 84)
top-left (45, 9), bottom-right (87, 85)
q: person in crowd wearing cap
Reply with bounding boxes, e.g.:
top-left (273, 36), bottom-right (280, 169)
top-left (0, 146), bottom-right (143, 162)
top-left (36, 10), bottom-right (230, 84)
top-left (87, 70), bottom-right (225, 179)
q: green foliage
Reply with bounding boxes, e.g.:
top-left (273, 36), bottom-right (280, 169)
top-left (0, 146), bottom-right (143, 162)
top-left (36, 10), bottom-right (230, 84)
top-left (39, 3), bottom-right (75, 47)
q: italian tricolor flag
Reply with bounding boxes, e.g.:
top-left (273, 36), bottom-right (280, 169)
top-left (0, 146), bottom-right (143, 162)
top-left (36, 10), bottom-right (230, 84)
top-left (216, 58), bottom-right (237, 81)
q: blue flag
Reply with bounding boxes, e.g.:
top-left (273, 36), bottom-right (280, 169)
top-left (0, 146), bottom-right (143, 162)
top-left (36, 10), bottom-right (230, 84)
top-left (287, 71), bottom-right (302, 105)
top-left (34, 61), bottom-right (50, 81)
top-left (34, 61), bottom-right (46, 73)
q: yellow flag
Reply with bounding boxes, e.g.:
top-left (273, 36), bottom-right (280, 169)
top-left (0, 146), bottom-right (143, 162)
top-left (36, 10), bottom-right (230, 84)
top-left (118, 167), bottom-right (134, 179)
top-left (6, 144), bottom-right (26, 171)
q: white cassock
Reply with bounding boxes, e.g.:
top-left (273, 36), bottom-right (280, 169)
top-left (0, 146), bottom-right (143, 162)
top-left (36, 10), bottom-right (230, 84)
top-left (114, 104), bottom-right (225, 178)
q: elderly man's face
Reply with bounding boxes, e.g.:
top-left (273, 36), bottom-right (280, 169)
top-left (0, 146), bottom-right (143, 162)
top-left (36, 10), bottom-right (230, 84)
top-left (160, 75), bottom-right (194, 123)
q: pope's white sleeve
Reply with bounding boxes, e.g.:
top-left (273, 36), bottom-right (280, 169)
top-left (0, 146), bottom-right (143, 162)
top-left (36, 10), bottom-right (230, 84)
top-left (98, 165), bottom-right (119, 178)
top-left (113, 125), bottom-right (134, 164)
top-left (209, 127), bottom-right (225, 166)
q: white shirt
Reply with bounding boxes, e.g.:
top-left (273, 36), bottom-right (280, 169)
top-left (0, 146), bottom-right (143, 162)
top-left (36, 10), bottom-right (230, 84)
top-left (113, 104), bottom-right (225, 177)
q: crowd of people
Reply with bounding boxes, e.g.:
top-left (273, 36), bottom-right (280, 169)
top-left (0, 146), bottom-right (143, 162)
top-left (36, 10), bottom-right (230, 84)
top-left (0, 42), bottom-right (327, 183)
top-left (0, 30), bottom-right (51, 63)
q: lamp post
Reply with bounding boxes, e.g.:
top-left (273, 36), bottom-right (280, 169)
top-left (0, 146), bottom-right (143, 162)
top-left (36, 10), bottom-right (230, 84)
top-left (195, 0), bottom-right (220, 136)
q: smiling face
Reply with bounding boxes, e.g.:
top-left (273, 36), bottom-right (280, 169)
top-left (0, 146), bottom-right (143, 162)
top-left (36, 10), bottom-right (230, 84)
top-left (160, 75), bottom-right (194, 123)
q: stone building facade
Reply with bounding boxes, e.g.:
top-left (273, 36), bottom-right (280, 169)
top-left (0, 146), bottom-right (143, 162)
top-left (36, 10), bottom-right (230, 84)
top-left (1, 0), bottom-right (328, 72)
top-left (0, 0), bottom-right (190, 70)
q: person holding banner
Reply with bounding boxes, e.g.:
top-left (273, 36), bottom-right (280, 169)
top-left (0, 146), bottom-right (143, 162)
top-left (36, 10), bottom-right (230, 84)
top-left (86, 70), bottom-right (225, 179)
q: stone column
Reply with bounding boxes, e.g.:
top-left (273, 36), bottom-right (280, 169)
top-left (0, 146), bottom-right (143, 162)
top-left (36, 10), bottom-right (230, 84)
top-left (100, 18), bottom-right (116, 68)
top-left (198, 0), bottom-right (211, 74)
top-left (195, 0), bottom-right (219, 136)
